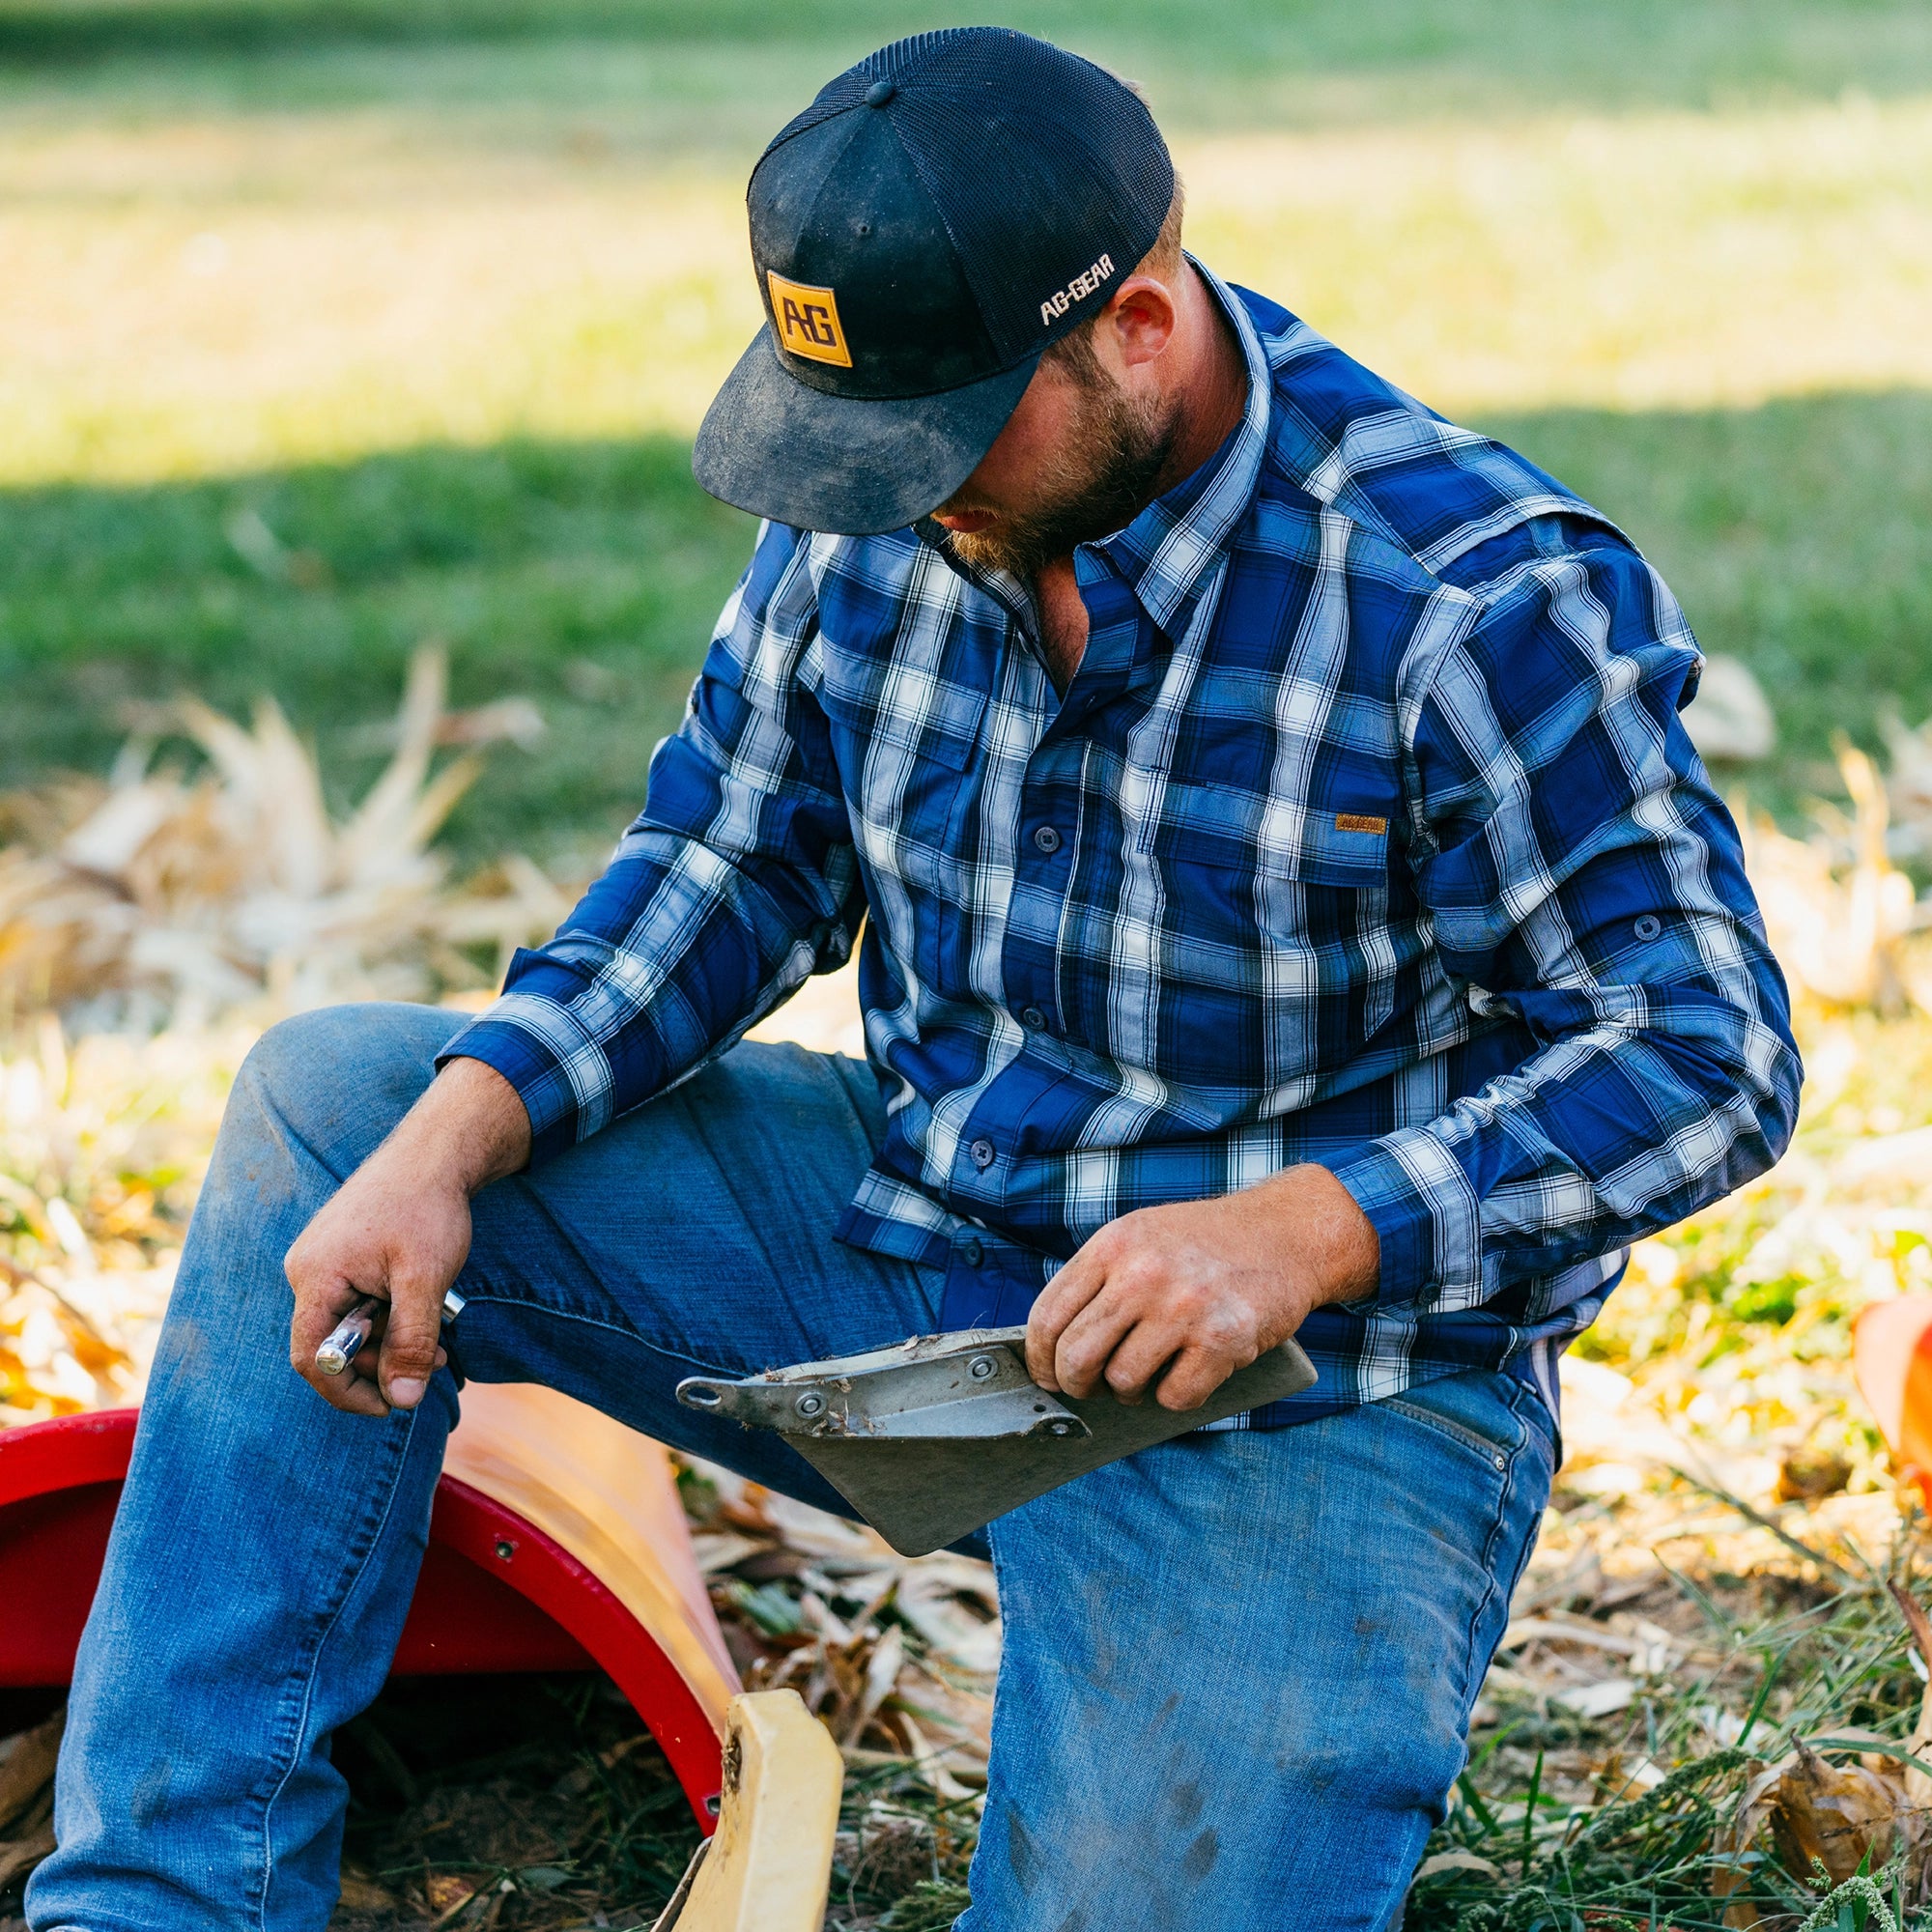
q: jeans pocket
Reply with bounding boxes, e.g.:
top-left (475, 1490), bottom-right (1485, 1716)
top-left (1382, 1378), bottom-right (1523, 1473)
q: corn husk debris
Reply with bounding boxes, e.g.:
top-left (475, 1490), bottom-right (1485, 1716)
top-left (0, 645), bottom-right (568, 1026)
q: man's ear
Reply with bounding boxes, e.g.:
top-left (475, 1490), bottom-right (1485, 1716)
top-left (1105, 275), bottom-right (1180, 370)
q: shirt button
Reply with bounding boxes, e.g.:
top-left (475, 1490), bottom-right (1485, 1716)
top-left (1021, 1005), bottom-right (1048, 1031)
top-left (1032, 825), bottom-right (1062, 854)
top-left (1634, 914), bottom-right (1662, 942)
top-left (959, 1236), bottom-right (984, 1267)
top-left (969, 1137), bottom-right (997, 1170)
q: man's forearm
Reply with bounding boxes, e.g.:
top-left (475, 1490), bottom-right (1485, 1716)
top-left (400, 1054), bottom-right (532, 1194)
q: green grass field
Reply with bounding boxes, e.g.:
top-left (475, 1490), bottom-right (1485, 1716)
top-left (7, 390), bottom-right (1932, 867)
top-left (7, 12), bottom-right (1932, 1923)
top-left (2, 0), bottom-right (1929, 867)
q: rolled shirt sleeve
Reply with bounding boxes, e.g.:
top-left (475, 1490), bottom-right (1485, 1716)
top-left (440, 522), bottom-right (864, 1163)
top-left (1326, 530), bottom-right (1803, 1315)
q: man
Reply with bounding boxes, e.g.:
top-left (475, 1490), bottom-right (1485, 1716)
top-left (32, 28), bottom-right (1800, 1932)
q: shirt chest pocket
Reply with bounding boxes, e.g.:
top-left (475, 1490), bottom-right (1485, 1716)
top-left (1132, 783), bottom-right (1399, 1051)
top-left (815, 662), bottom-right (989, 985)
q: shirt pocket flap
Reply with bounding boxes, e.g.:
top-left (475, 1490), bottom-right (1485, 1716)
top-left (1296, 810), bottom-right (1392, 885)
top-left (816, 651), bottom-right (988, 773)
top-left (1137, 784), bottom-right (1392, 887)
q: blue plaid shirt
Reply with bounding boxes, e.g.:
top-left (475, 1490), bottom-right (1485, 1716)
top-left (448, 268), bottom-right (1802, 1425)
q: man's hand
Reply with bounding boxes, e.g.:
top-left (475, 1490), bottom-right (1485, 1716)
top-left (285, 1057), bottom-right (531, 1417)
top-left (1025, 1165), bottom-right (1379, 1412)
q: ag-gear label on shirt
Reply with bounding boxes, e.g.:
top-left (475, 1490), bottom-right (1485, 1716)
top-left (769, 272), bottom-right (853, 368)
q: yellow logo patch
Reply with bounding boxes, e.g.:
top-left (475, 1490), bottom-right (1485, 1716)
top-left (768, 271), bottom-right (852, 368)
top-left (1334, 812), bottom-right (1388, 835)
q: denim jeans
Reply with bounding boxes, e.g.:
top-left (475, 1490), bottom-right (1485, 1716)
top-left (29, 1003), bottom-right (1555, 1932)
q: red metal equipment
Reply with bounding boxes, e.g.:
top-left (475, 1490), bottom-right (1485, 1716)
top-left (0, 1384), bottom-right (734, 1826)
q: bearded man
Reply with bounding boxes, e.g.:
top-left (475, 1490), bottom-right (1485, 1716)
top-left (31, 28), bottom-right (1800, 1932)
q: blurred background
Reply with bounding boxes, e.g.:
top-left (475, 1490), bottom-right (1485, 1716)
top-left (4, 3), bottom-right (1932, 1928)
top-left (4, 0), bottom-right (1930, 867)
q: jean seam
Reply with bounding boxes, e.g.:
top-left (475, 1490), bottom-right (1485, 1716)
top-left (1455, 1379), bottom-right (1547, 1721)
top-left (248, 1402), bottom-right (420, 1930)
top-left (1380, 1392), bottom-right (1520, 1463)
top-left (447, 1290), bottom-right (771, 1381)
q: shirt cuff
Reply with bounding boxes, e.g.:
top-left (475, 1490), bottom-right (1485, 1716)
top-left (438, 990), bottom-right (615, 1166)
top-left (1325, 1128), bottom-right (1485, 1312)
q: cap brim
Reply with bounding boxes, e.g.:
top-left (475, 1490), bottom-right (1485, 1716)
top-left (693, 329), bottom-right (1038, 538)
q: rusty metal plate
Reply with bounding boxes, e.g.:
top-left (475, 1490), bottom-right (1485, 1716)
top-left (678, 1327), bottom-right (1318, 1556)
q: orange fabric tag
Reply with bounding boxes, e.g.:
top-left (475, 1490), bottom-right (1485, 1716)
top-left (768, 272), bottom-right (853, 368)
top-left (1334, 812), bottom-right (1387, 835)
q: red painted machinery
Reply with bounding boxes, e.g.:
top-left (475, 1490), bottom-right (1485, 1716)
top-left (0, 1383), bottom-right (735, 1826)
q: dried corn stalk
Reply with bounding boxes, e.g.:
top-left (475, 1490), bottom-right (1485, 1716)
top-left (1742, 744), bottom-right (1924, 1012)
top-left (0, 647), bottom-right (567, 1025)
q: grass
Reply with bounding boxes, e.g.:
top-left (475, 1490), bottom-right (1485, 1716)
top-left (6, 91), bottom-right (1928, 485)
top-left (6, 0), bottom-right (1932, 128)
top-left (6, 1), bottom-right (1932, 1922)
top-left (0, 439), bottom-right (753, 869)
top-left (0, 4), bottom-right (1926, 856)
top-left (4, 391), bottom-right (1927, 867)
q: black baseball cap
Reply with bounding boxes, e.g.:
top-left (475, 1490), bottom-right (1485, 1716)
top-left (693, 28), bottom-right (1175, 538)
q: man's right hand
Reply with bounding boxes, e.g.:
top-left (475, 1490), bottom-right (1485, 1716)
top-left (285, 1055), bottom-right (531, 1417)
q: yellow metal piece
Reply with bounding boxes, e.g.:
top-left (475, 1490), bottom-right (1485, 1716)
top-left (668, 1691), bottom-right (844, 1932)
top-left (442, 1381), bottom-right (739, 1726)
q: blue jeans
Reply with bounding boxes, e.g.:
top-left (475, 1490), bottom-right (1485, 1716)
top-left (28, 1004), bottom-right (1554, 1932)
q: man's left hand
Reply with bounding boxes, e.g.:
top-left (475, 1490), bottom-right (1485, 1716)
top-left (1025, 1164), bottom-right (1380, 1411)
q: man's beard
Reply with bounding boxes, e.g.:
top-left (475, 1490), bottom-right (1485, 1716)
top-left (941, 368), bottom-right (1177, 582)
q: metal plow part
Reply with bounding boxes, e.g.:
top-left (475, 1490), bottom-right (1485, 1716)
top-left (651, 1691), bottom-right (843, 1932)
top-left (678, 1325), bottom-right (1318, 1555)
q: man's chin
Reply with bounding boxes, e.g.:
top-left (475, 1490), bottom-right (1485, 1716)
top-left (947, 525), bottom-right (1040, 579)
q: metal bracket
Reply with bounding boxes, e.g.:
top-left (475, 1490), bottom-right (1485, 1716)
top-left (678, 1329), bottom-right (1088, 1444)
top-left (678, 1325), bottom-right (1318, 1556)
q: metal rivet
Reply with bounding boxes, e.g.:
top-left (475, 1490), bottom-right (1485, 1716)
top-left (969, 1355), bottom-right (997, 1380)
top-left (494, 1538), bottom-right (515, 1561)
top-left (1493, 1453), bottom-right (1506, 1469)
top-left (1048, 1420), bottom-right (1076, 1437)
top-left (795, 1390), bottom-right (827, 1418)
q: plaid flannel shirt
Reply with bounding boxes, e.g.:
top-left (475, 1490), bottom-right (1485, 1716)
top-left (447, 267), bottom-right (1802, 1426)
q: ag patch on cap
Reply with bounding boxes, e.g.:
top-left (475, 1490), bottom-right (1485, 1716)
top-left (768, 271), bottom-right (852, 368)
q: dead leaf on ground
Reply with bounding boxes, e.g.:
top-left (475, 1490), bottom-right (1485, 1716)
top-left (424, 1872), bottom-right (478, 1921)
top-left (0, 1710), bottom-right (64, 1833)
top-left (1776, 1448), bottom-right (1852, 1502)
top-left (0, 1808), bottom-right (57, 1892)
top-left (335, 1864), bottom-right (398, 1914)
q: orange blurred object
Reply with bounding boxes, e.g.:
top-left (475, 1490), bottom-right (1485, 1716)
top-left (1854, 1296), bottom-right (1932, 1506)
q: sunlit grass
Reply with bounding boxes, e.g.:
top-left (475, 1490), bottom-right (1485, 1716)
top-left (4, 89), bottom-right (1930, 484)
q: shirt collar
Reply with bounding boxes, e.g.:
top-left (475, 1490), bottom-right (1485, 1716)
top-left (1088, 259), bottom-right (1271, 638)
top-left (915, 259), bottom-right (1272, 639)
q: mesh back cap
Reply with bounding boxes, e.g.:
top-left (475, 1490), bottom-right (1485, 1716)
top-left (694, 28), bottom-right (1175, 537)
